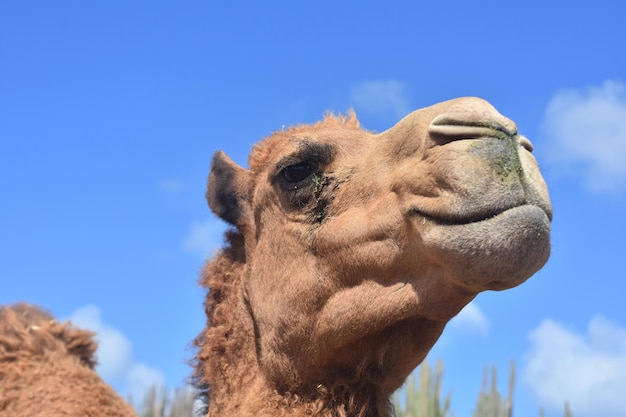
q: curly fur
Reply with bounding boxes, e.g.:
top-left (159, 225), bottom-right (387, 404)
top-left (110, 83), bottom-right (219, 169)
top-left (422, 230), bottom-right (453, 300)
top-left (0, 303), bottom-right (136, 417)
top-left (193, 232), bottom-right (393, 417)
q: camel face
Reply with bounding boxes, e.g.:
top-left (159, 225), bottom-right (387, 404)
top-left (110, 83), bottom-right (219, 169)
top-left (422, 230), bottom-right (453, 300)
top-left (207, 97), bottom-right (551, 395)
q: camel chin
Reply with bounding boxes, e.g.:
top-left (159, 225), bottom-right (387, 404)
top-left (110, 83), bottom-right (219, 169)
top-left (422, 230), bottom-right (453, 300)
top-left (420, 204), bottom-right (551, 291)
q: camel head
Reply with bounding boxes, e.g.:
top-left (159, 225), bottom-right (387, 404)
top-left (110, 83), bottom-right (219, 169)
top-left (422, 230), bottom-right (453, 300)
top-left (205, 97), bottom-right (551, 407)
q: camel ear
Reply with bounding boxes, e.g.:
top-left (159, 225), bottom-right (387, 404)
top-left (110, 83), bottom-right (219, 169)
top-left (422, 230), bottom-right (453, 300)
top-left (206, 151), bottom-right (252, 228)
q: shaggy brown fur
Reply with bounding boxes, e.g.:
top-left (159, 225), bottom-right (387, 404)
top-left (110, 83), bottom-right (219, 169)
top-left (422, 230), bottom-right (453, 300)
top-left (194, 97), bottom-right (552, 417)
top-left (0, 303), bottom-right (136, 417)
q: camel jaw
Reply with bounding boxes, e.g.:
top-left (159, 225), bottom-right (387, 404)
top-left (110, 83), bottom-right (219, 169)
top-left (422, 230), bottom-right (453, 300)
top-left (418, 203), bottom-right (551, 291)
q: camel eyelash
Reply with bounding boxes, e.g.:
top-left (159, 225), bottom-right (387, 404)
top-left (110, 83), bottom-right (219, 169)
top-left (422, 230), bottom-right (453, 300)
top-left (272, 146), bottom-right (333, 191)
top-left (273, 141), bottom-right (335, 178)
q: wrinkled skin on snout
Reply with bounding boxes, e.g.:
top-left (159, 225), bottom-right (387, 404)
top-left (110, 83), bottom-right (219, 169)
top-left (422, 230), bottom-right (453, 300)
top-left (207, 97), bottom-right (551, 395)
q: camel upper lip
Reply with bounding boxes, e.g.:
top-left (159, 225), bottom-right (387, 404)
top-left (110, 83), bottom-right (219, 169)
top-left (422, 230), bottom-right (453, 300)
top-left (428, 103), bottom-right (519, 142)
top-left (409, 203), bottom-right (551, 226)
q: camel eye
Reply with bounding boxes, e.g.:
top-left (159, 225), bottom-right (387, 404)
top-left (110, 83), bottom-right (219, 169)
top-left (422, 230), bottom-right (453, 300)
top-left (282, 163), bottom-right (313, 183)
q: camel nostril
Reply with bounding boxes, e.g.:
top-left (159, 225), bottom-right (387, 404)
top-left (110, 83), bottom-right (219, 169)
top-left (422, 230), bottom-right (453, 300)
top-left (519, 136), bottom-right (534, 152)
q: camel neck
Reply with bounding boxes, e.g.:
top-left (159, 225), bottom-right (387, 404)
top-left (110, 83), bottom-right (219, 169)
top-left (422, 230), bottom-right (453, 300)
top-left (193, 240), bottom-right (394, 417)
top-left (206, 376), bottom-right (393, 417)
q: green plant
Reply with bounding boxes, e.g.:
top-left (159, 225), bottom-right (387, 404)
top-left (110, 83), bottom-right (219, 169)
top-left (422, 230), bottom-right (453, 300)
top-left (130, 385), bottom-right (196, 417)
top-left (393, 359), bottom-right (452, 417)
top-left (564, 401), bottom-right (573, 417)
top-left (471, 362), bottom-right (514, 417)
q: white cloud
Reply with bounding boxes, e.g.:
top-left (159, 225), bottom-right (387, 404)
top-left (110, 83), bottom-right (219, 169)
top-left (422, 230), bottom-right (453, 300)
top-left (161, 179), bottom-right (184, 193)
top-left (182, 218), bottom-right (226, 256)
top-left (126, 363), bottom-right (167, 404)
top-left (68, 306), bottom-right (166, 400)
top-left (541, 80), bottom-right (626, 193)
top-left (350, 80), bottom-right (411, 122)
top-left (449, 301), bottom-right (490, 336)
top-left (524, 316), bottom-right (626, 417)
top-left (69, 305), bottom-right (133, 380)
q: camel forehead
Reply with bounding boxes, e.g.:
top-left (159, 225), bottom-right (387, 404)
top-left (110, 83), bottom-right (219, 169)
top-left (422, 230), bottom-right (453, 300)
top-left (248, 112), bottom-right (366, 173)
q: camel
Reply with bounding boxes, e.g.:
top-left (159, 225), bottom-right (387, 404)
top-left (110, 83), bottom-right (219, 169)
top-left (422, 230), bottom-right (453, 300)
top-left (1, 98), bottom-right (551, 417)
top-left (192, 97), bottom-right (552, 417)
top-left (0, 303), bottom-right (136, 417)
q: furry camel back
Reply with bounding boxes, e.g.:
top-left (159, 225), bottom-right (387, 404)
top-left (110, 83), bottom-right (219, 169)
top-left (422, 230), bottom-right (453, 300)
top-left (0, 303), bottom-right (136, 417)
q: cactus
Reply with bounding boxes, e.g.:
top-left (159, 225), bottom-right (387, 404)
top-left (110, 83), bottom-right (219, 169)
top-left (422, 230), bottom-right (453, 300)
top-left (471, 361), bottom-right (515, 417)
top-left (564, 402), bottom-right (573, 417)
top-left (393, 359), bottom-right (452, 417)
top-left (130, 385), bottom-right (196, 417)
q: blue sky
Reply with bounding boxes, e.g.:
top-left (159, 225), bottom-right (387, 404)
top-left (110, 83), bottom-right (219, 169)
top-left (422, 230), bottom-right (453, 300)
top-left (1, 1), bottom-right (625, 416)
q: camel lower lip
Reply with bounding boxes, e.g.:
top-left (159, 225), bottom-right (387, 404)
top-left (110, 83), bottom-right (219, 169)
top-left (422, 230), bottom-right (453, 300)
top-left (411, 204), bottom-right (549, 226)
